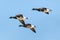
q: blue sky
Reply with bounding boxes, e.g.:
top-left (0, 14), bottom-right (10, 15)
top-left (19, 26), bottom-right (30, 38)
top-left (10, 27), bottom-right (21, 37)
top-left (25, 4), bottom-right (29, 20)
top-left (0, 0), bottom-right (60, 40)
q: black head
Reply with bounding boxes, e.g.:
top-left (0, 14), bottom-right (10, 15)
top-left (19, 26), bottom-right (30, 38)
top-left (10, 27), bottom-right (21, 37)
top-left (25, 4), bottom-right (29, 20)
top-left (19, 24), bottom-right (26, 27)
top-left (32, 8), bottom-right (35, 10)
top-left (19, 25), bottom-right (23, 27)
top-left (32, 8), bottom-right (38, 10)
top-left (9, 16), bottom-right (13, 19)
top-left (9, 16), bottom-right (17, 19)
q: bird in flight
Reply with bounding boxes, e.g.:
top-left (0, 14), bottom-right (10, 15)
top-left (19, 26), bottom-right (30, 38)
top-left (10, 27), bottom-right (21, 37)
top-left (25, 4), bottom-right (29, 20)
top-left (32, 7), bottom-right (52, 14)
top-left (9, 14), bottom-right (36, 33)
top-left (9, 14), bottom-right (28, 25)
top-left (19, 23), bottom-right (36, 33)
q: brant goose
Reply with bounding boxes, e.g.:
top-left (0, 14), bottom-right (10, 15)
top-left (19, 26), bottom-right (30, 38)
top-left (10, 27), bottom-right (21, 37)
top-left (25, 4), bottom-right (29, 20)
top-left (19, 23), bottom-right (36, 33)
top-left (32, 7), bottom-right (52, 14)
top-left (9, 14), bottom-right (28, 25)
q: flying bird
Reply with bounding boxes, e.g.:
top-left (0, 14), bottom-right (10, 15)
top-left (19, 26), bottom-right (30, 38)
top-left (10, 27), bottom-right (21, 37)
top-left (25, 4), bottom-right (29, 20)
top-left (32, 7), bottom-right (52, 14)
top-left (9, 14), bottom-right (28, 25)
top-left (19, 23), bottom-right (36, 33)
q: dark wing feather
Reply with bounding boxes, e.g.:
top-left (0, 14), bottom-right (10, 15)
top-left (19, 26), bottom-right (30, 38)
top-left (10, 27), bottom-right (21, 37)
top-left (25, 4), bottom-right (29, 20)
top-left (45, 12), bottom-right (49, 14)
top-left (30, 28), bottom-right (36, 33)
top-left (19, 20), bottom-right (25, 25)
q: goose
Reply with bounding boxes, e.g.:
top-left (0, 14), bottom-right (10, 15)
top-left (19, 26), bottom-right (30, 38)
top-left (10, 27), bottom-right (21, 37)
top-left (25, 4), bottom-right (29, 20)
top-left (19, 23), bottom-right (36, 33)
top-left (9, 14), bottom-right (28, 25)
top-left (32, 7), bottom-right (52, 14)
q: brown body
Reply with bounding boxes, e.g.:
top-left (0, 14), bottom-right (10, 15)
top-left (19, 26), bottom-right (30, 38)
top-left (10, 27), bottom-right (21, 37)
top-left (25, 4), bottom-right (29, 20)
top-left (32, 7), bottom-right (52, 14)
top-left (19, 24), bottom-right (36, 33)
top-left (9, 14), bottom-right (28, 25)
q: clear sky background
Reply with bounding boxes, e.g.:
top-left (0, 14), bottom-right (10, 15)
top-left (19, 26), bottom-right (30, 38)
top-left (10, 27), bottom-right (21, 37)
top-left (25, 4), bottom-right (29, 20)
top-left (0, 0), bottom-right (60, 40)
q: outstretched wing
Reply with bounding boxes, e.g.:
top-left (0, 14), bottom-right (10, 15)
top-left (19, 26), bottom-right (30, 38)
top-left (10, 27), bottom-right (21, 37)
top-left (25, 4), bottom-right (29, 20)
top-left (30, 27), bottom-right (36, 33)
top-left (19, 20), bottom-right (25, 25)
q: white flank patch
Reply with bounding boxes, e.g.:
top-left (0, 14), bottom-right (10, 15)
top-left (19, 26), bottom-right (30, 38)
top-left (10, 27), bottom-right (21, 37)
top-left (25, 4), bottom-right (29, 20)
top-left (44, 9), bottom-right (49, 12)
top-left (46, 9), bottom-right (50, 12)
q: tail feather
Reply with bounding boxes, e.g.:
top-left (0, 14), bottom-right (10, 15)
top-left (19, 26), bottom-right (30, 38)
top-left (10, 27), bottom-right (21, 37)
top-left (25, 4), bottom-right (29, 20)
top-left (50, 9), bottom-right (52, 11)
